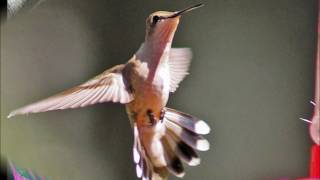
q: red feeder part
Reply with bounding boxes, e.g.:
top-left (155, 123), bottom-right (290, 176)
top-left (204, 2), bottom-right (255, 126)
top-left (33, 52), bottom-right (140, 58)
top-left (310, 145), bottom-right (320, 178)
top-left (298, 145), bottom-right (320, 180)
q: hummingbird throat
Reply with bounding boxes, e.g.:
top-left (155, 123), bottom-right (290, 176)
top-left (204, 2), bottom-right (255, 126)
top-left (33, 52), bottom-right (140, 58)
top-left (136, 40), bottom-right (172, 82)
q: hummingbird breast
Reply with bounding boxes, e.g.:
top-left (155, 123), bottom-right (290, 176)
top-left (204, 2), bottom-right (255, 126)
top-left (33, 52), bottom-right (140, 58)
top-left (124, 56), bottom-right (170, 126)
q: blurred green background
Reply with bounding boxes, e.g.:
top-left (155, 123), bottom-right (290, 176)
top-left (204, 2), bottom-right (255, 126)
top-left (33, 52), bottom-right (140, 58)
top-left (1, 0), bottom-right (318, 179)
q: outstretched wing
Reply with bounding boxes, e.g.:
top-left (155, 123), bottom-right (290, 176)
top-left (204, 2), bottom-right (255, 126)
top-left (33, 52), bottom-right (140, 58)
top-left (8, 64), bottom-right (133, 118)
top-left (168, 48), bottom-right (192, 92)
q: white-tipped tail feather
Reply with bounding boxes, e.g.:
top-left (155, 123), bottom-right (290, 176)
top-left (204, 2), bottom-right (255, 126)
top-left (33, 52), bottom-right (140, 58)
top-left (132, 108), bottom-right (210, 180)
top-left (165, 108), bottom-right (210, 135)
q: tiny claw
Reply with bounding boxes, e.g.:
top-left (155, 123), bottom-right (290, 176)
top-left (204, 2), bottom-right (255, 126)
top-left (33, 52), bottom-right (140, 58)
top-left (160, 109), bottom-right (166, 123)
top-left (147, 109), bottom-right (156, 125)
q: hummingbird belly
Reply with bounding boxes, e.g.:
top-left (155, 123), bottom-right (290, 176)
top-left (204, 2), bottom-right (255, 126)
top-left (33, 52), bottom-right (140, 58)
top-left (125, 61), bottom-right (170, 126)
top-left (124, 60), bottom-right (171, 167)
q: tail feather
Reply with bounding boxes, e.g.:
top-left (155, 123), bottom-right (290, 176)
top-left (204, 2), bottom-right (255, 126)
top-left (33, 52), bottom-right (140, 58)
top-left (133, 123), bottom-right (169, 180)
top-left (164, 120), bottom-right (210, 151)
top-left (162, 137), bottom-right (185, 177)
top-left (133, 124), bottom-right (156, 180)
top-left (152, 167), bottom-right (169, 180)
top-left (165, 108), bottom-right (210, 135)
top-left (165, 132), bottom-right (200, 166)
top-left (132, 108), bottom-right (210, 180)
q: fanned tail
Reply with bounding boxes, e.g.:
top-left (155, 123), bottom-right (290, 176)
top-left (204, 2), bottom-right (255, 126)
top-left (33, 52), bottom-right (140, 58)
top-left (132, 108), bottom-right (210, 180)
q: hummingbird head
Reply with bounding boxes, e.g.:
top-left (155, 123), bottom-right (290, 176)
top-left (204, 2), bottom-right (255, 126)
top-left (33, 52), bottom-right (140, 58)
top-left (145, 3), bottom-right (203, 44)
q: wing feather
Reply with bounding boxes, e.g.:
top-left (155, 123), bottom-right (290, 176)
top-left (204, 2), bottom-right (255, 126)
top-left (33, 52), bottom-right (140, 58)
top-left (168, 48), bottom-right (192, 92)
top-left (8, 64), bottom-right (133, 118)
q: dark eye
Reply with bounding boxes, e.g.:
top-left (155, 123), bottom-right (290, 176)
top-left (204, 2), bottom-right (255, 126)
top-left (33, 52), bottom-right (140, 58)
top-left (152, 15), bottom-right (160, 24)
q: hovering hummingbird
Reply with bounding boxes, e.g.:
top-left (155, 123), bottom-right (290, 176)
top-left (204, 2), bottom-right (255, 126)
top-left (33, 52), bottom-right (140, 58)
top-left (8, 3), bottom-right (211, 180)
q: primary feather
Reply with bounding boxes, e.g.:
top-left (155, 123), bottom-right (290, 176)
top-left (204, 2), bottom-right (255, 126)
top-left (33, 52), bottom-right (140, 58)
top-left (8, 65), bottom-right (133, 118)
top-left (168, 48), bottom-right (192, 92)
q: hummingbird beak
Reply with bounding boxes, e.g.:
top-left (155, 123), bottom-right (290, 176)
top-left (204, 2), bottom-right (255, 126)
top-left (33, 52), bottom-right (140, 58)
top-left (165, 3), bottom-right (204, 19)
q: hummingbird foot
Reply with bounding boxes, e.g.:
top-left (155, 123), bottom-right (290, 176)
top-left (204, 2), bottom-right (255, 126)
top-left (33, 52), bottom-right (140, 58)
top-left (160, 109), bottom-right (166, 123)
top-left (147, 109), bottom-right (156, 125)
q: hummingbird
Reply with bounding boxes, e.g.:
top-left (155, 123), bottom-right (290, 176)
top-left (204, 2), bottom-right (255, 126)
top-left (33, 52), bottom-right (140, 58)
top-left (8, 3), bottom-right (211, 180)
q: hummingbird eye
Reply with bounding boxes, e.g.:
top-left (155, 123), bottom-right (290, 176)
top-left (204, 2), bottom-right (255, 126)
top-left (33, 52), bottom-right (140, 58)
top-left (152, 15), bottom-right (160, 24)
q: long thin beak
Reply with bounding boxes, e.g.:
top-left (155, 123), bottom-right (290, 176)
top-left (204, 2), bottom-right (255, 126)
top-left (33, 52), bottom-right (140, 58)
top-left (165, 3), bottom-right (204, 19)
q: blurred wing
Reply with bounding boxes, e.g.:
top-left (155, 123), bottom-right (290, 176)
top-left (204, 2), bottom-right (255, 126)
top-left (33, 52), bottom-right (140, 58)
top-left (168, 48), bottom-right (192, 92)
top-left (8, 64), bottom-right (133, 118)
